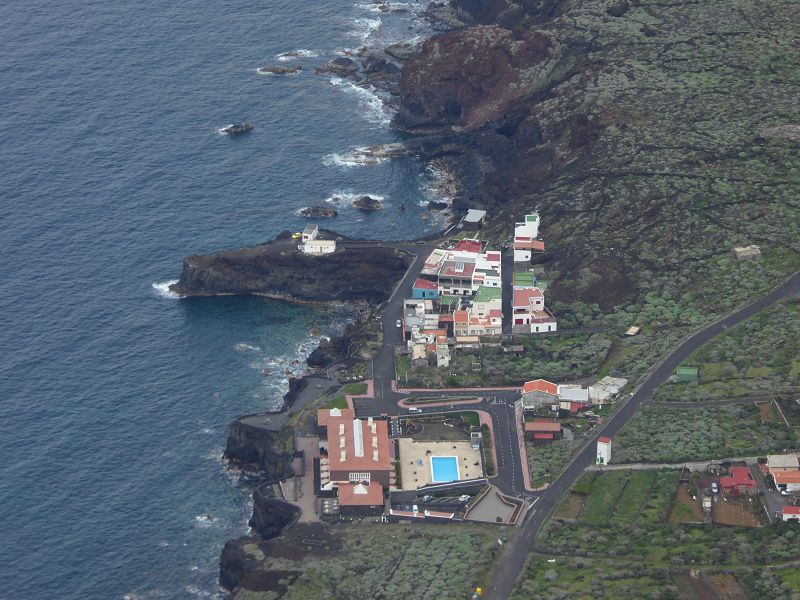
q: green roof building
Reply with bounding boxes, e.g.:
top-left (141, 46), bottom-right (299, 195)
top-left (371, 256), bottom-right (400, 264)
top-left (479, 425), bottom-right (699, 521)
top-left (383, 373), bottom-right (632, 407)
top-left (676, 366), bottom-right (698, 383)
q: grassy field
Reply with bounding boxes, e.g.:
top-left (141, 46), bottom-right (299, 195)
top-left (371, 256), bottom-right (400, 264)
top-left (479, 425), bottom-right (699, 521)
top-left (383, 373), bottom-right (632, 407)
top-left (527, 437), bottom-right (582, 488)
top-left (613, 404), bottom-right (793, 463)
top-left (325, 382), bottom-right (368, 409)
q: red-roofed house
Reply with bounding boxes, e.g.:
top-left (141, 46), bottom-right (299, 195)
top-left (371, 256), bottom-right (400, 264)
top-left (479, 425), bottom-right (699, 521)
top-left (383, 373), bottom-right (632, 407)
top-left (783, 506), bottom-right (800, 521)
top-left (596, 437), bottom-right (612, 465)
top-left (513, 287), bottom-right (557, 333)
top-left (337, 482), bottom-right (385, 515)
top-left (720, 466), bottom-right (757, 495)
top-left (774, 470), bottom-right (800, 492)
top-left (412, 278), bottom-right (439, 300)
top-left (318, 415), bottom-right (393, 492)
top-left (521, 379), bottom-right (559, 409)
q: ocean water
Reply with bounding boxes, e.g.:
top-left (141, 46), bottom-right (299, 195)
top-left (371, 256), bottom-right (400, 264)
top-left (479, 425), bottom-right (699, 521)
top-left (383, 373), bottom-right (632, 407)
top-left (0, 1), bottom-right (437, 598)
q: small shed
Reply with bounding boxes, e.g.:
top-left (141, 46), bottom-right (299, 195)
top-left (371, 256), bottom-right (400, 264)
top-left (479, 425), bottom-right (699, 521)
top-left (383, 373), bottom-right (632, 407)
top-left (462, 209), bottom-right (487, 230)
top-left (676, 366), bottom-right (698, 383)
top-left (625, 326), bottom-right (641, 336)
top-left (733, 245), bottom-right (761, 260)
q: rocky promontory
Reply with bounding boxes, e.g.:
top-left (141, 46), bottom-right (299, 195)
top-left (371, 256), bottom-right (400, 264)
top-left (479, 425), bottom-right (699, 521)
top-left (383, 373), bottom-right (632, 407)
top-left (169, 234), bottom-right (410, 303)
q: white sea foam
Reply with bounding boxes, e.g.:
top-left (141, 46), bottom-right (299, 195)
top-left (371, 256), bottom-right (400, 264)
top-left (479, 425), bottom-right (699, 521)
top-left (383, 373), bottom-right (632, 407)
top-left (329, 77), bottom-right (392, 126)
top-left (217, 124), bottom-right (233, 135)
top-left (324, 191), bottom-right (386, 207)
top-left (322, 147), bottom-right (389, 168)
top-left (354, 2), bottom-right (423, 13)
top-left (152, 280), bottom-right (180, 299)
top-left (193, 514), bottom-right (216, 527)
top-left (233, 343), bottom-right (261, 353)
top-left (349, 17), bottom-right (382, 41)
top-left (256, 67), bottom-right (301, 76)
top-left (276, 49), bottom-right (317, 61)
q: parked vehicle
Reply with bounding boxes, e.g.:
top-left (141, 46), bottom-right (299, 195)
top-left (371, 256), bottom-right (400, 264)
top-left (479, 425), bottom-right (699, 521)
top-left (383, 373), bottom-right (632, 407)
top-left (395, 319), bottom-right (402, 328)
top-left (408, 407), bottom-right (422, 413)
top-left (711, 482), bottom-right (719, 494)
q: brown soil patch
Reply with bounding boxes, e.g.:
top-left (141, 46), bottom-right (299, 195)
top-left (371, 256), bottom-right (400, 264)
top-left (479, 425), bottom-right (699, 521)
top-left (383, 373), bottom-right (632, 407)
top-left (705, 573), bottom-right (750, 600)
top-left (670, 572), bottom-right (716, 600)
top-left (670, 483), bottom-right (704, 523)
top-left (757, 402), bottom-right (775, 423)
top-left (712, 497), bottom-right (761, 527)
top-left (555, 493), bottom-right (585, 520)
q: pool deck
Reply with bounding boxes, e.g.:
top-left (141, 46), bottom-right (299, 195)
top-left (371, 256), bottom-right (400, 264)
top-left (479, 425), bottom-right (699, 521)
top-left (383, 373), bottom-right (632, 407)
top-left (398, 438), bottom-right (483, 490)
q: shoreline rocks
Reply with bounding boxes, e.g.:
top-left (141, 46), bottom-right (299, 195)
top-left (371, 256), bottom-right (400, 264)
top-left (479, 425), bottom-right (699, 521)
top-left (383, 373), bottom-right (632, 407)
top-left (257, 65), bottom-right (302, 75)
top-left (352, 195), bottom-right (384, 210)
top-left (220, 123), bottom-right (254, 135)
top-left (300, 205), bottom-right (338, 218)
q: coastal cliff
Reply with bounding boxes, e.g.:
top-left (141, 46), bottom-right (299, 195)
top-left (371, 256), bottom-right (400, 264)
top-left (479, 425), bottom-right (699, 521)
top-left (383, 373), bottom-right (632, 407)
top-left (170, 235), bottom-right (410, 303)
top-left (224, 417), bottom-right (294, 478)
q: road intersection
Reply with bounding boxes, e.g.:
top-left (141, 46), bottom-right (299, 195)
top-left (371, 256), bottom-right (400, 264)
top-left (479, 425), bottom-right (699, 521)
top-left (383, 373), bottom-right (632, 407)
top-left (341, 238), bottom-right (800, 599)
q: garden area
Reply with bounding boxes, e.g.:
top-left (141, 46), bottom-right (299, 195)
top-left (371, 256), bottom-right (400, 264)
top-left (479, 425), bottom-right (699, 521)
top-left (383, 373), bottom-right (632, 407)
top-left (512, 468), bottom-right (800, 599)
top-left (395, 332), bottom-right (612, 388)
top-left (527, 437), bottom-right (582, 489)
top-left (653, 300), bottom-right (800, 403)
top-left (613, 404), bottom-right (793, 464)
top-left (324, 382), bottom-right (368, 409)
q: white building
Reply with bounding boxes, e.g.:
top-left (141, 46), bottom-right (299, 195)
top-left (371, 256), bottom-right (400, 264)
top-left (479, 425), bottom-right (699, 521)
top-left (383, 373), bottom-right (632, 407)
top-left (302, 224), bottom-right (319, 242)
top-left (783, 507), bottom-right (800, 521)
top-left (302, 239), bottom-right (336, 254)
top-left (515, 213), bottom-right (540, 239)
top-left (596, 437), bottom-right (611, 465)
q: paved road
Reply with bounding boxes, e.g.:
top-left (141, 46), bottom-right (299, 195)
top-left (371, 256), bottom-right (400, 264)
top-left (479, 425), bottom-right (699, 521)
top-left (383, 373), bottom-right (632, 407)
top-left (483, 269), bottom-right (800, 600)
top-left (343, 236), bottom-right (800, 599)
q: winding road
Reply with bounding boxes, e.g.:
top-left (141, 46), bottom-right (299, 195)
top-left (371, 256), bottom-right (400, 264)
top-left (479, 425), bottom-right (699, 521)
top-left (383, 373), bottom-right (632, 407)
top-left (344, 238), bottom-right (800, 599)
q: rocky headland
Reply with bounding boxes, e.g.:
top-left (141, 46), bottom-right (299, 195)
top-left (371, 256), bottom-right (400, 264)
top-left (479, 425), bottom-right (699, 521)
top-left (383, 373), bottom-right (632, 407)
top-left (169, 233), bottom-right (411, 303)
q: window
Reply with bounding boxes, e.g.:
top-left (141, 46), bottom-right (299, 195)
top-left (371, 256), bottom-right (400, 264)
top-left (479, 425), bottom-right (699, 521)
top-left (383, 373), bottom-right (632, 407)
top-left (349, 472), bottom-right (371, 482)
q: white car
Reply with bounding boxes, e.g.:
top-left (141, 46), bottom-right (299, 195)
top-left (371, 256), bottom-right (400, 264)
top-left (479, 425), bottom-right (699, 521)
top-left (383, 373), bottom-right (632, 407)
top-left (408, 407), bottom-right (422, 413)
top-left (711, 482), bottom-right (719, 494)
top-left (395, 319), bottom-right (402, 328)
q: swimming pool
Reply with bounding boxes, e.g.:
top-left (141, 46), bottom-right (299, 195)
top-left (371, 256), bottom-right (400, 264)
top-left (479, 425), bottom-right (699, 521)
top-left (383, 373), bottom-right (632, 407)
top-left (430, 456), bottom-right (460, 483)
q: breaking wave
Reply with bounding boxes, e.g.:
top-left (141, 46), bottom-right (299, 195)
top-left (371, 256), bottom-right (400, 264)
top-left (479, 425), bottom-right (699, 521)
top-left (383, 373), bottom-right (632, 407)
top-left (276, 49), bottom-right (317, 61)
top-left (324, 191), bottom-right (386, 207)
top-left (322, 147), bottom-right (389, 168)
top-left (329, 77), bottom-right (392, 126)
top-left (152, 280), bottom-right (180, 299)
top-left (348, 17), bottom-right (382, 41)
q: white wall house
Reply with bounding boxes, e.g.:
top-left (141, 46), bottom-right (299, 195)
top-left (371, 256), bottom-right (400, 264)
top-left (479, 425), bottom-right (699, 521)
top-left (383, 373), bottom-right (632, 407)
top-left (302, 239), bottom-right (336, 254)
top-left (596, 437), bottom-right (611, 465)
top-left (302, 224), bottom-right (319, 242)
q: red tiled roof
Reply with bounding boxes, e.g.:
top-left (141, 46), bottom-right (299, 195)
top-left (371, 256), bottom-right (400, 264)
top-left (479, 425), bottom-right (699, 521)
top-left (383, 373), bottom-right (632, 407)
top-left (338, 482), bottom-right (384, 506)
top-left (522, 379), bottom-right (558, 395)
top-left (533, 432), bottom-right (555, 440)
top-left (327, 417), bottom-right (392, 473)
top-left (439, 314), bottom-right (453, 323)
top-left (413, 278), bottom-right (438, 290)
top-left (440, 261), bottom-right (476, 278)
top-left (453, 310), bottom-right (469, 324)
top-left (524, 421), bottom-right (561, 433)
top-left (317, 408), bottom-right (355, 429)
top-left (784, 506), bottom-right (800, 515)
top-left (486, 251), bottom-right (501, 261)
top-left (570, 402), bottom-right (585, 413)
top-left (598, 437), bottom-right (612, 444)
top-left (513, 287), bottom-right (543, 307)
top-left (454, 239), bottom-right (482, 253)
top-left (720, 466), bottom-right (756, 489)
top-left (489, 309), bottom-right (502, 318)
top-left (774, 471), bottom-right (800, 485)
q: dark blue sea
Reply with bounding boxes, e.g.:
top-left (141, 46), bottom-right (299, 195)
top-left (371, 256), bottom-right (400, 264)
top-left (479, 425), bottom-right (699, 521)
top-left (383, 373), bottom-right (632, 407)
top-left (0, 1), bottom-right (439, 597)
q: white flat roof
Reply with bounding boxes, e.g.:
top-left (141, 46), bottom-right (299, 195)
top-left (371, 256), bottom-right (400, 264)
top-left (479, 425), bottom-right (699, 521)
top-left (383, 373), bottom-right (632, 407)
top-left (464, 209), bottom-right (487, 222)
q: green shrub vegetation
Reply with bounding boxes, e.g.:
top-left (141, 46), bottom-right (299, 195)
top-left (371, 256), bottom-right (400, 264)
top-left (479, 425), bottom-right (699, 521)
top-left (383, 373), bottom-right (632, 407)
top-left (247, 523), bottom-right (498, 600)
top-left (614, 404), bottom-right (792, 463)
top-left (653, 300), bottom-right (800, 402)
top-left (527, 437), bottom-right (582, 488)
top-left (512, 470), bottom-right (800, 599)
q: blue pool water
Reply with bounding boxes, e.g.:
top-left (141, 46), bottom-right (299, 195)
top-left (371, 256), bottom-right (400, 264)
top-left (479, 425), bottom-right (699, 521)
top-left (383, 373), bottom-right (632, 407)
top-left (430, 456), bottom-right (460, 483)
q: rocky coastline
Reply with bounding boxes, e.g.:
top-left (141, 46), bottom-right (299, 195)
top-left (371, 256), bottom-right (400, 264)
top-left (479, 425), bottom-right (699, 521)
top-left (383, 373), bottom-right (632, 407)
top-left (211, 0), bottom-right (621, 594)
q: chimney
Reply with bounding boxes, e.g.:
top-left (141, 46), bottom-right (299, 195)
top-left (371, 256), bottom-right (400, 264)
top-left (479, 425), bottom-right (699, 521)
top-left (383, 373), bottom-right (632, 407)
top-left (367, 416), bottom-right (373, 425)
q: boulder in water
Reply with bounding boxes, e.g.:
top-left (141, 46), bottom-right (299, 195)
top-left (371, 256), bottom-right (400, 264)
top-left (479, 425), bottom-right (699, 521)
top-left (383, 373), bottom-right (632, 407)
top-left (352, 195), bottom-right (384, 211)
top-left (257, 65), bottom-right (301, 75)
top-left (220, 123), bottom-right (254, 135)
top-left (300, 205), bottom-right (338, 218)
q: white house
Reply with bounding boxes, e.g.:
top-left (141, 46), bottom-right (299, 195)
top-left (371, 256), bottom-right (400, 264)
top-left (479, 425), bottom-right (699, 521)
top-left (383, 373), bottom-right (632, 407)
top-left (783, 506), bottom-right (800, 521)
top-left (515, 213), bottom-right (540, 239)
top-left (303, 239), bottom-right (336, 254)
top-left (596, 437), bottom-right (611, 465)
top-left (302, 224), bottom-right (319, 242)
